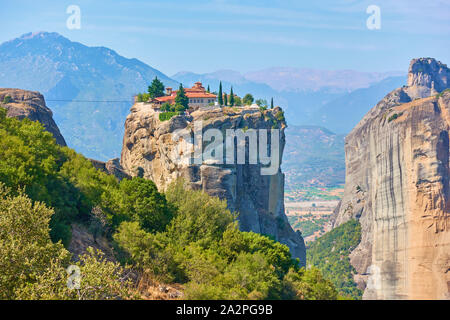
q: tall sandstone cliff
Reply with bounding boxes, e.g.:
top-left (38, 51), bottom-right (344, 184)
top-left (0, 88), bottom-right (66, 146)
top-left (334, 58), bottom-right (450, 299)
top-left (120, 104), bottom-right (306, 265)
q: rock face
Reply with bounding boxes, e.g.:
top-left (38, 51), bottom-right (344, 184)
top-left (334, 58), bottom-right (450, 299)
top-left (121, 104), bottom-right (306, 265)
top-left (89, 158), bottom-right (130, 181)
top-left (0, 88), bottom-right (66, 146)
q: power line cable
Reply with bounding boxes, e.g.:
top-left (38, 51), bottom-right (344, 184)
top-left (46, 99), bottom-right (133, 103)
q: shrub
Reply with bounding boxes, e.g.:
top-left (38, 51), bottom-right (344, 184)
top-left (159, 111), bottom-right (180, 122)
top-left (388, 112), bottom-right (403, 123)
top-left (2, 95), bottom-right (12, 104)
top-left (108, 177), bottom-right (174, 232)
top-left (0, 186), bottom-right (135, 300)
top-left (242, 94), bottom-right (254, 105)
top-left (275, 110), bottom-right (285, 122)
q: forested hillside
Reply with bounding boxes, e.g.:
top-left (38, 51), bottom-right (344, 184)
top-left (307, 219), bottom-right (362, 299)
top-left (0, 107), bottom-right (339, 300)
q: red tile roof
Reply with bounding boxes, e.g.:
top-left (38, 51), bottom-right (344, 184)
top-left (154, 82), bottom-right (216, 103)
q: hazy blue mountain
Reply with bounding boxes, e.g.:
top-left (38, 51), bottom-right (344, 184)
top-left (310, 76), bottom-right (406, 134)
top-left (0, 32), bottom-right (178, 160)
top-left (283, 125), bottom-right (345, 189)
top-left (172, 69), bottom-right (283, 104)
top-left (173, 70), bottom-right (346, 126)
top-left (173, 69), bottom-right (405, 130)
top-left (244, 67), bottom-right (404, 92)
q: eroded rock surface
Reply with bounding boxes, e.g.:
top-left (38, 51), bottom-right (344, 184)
top-left (334, 58), bottom-right (450, 299)
top-left (121, 104), bottom-right (306, 265)
top-left (90, 158), bottom-right (130, 181)
top-left (0, 88), bottom-right (66, 146)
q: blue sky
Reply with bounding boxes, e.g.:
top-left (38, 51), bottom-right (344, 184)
top-left (1, 0), bottom-right (449, 75)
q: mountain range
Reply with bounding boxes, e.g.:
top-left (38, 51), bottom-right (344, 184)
top-left (172, 70), bottom-right (406, 133)
top-left (0, 31), bottom-right (177, 160)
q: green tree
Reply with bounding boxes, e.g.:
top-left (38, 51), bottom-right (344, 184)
top-left (2, 95), bottom-right (11, 104)
top-left (160, 102), bottom-right (172, 112)
top-left (0, 185), bottom-right (70, 299)
top-left (223, 93), bottom-right (228, 106)
top-left (218, 82), bottom-right (223, 105)
top-left (229, 87), bottom-right (235, 106)
top-left (147, 77), bottom-right (165, 99)
top-left (16, 247), bottom-right (136, 300)
top-left (243, 94), bottom-right (254, 105)
top-left (234, 96), bottom-right (242, 106)
top-left (255, 99), bottom-right (268, 107)
top-left (165, 179), bottom-right (234, 247)
top-left (281, 268), bottom-right (338, 300)
top-left (271, 97), bottom-right (274, 109)
top-left (207, 85), bottom-right (210, 93)
top-left (175, 84), bottom-right (189, 110)
top-left (0, 186), bottom-right (135, 300)
top-left (109, 177), bottom-right (174, 232)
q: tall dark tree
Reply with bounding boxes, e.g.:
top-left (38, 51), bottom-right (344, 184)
top-left (229, 87), bottom-right (235, 106)
top-left (271, 97), bottom-right (274, 109)
top-left (207, 85), bottom-right (210, 93)
top-left (218, 81), bottom-right (223, 105)
top-left (224, 93), bottom-right (228, 106)
top-left (148, 76), bottom-right (165, 99)
top-left (175, 84), bottom-right (189, 110)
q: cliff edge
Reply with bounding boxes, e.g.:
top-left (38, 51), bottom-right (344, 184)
top-left (120, 104), bottom-right (306, 265)
top-left (0, 88), bottom-right (66, 146)
top-left (334, 58), bottom-right (450, 299)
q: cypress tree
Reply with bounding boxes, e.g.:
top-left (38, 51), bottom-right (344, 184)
top-left (207, 85), bottom-right (210, 93)
top-left (148, 76), bottom-right (165, 99)
top-left (229, 87), bottom-right (235, 106)
top-left (271, 97), bottom-right (274, 109)
top-left (218, 82), bottom-right (223, 105)
top-left (224, 93), bottom-right (228, 106)
top-left (175, 84), bottom-right (189, 110)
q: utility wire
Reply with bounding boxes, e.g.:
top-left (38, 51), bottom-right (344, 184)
top-left (46, 99), bottom-right (133, 103)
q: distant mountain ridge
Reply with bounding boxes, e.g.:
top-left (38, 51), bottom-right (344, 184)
top-left (244, 67), bottom-right (404, 92)
top-left (173, 69), bottom-right (406, 132)
top-left (283, 125), bottom-right (345, 188)
top-left (0, 31), bottom-right (404, 174)
top-left (0, 31), bottom-right (178, 159)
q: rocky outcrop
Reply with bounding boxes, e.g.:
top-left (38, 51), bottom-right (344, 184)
top-left (120, 104), bottom-right (306, 265)
top-left (0, 88), bottom-right (66, 146)
top-left (334, 58), bottom-right (450, 299)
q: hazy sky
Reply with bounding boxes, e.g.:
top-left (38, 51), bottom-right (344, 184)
top-left (1, 0), bottom-right (449, 75)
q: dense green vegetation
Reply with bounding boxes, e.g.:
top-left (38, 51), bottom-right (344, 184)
top-left (0, 185), bottom-right (135, 299)
top-left (159, 111), bottom-right (182, 122)
top-left (114, 180), bottom-right (339, 299)
top-left (0, 108), bottom-right (340, 300)
top-left (307, 219), bottom-right (362, 299)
